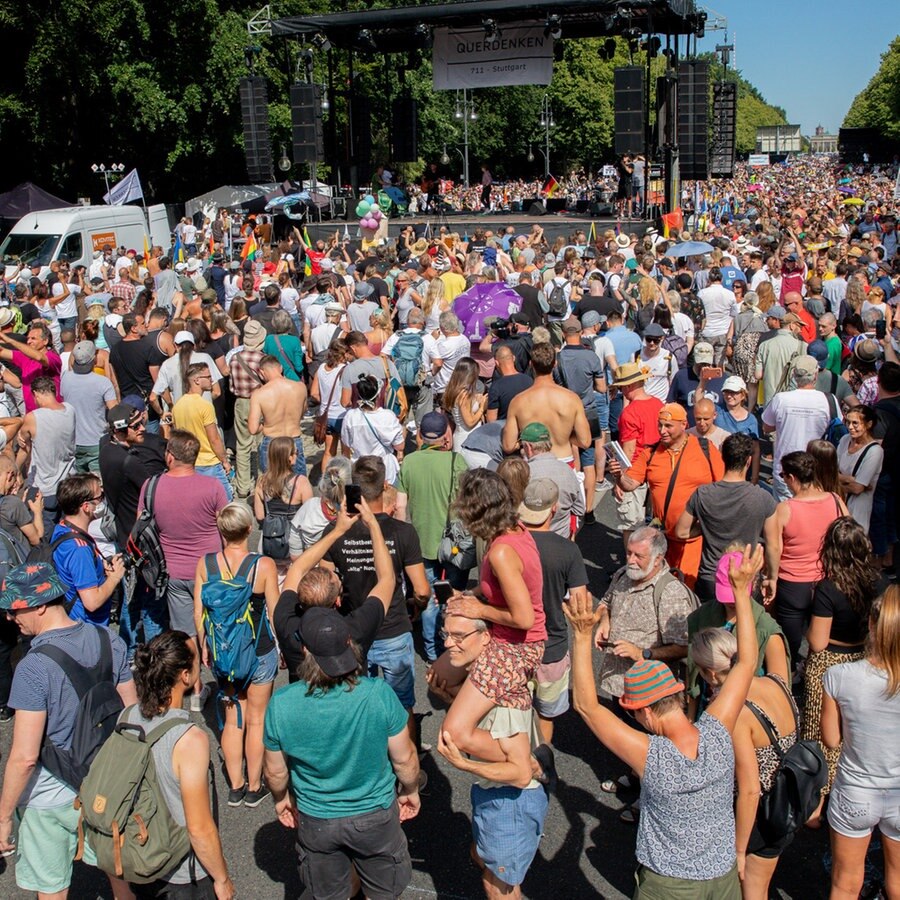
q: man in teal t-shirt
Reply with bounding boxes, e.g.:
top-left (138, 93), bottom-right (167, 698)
top-left (263, 607), bottom-right (420, 897)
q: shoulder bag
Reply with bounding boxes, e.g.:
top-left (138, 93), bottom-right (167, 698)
top-left (437, 453), bottom-right (475, 572)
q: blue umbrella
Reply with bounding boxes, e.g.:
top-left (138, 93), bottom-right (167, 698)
top-left (265, 191), bottom-right (311, 211)
top-left (453, 283), bottom-right (522, 341)
top-left (667, 241), bottom-right (715, 257)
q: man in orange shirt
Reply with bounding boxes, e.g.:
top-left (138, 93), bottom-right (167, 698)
top-left (783, 292), bottom-right (816, 344)
top-left (613, 403), bottom-right (724, 586)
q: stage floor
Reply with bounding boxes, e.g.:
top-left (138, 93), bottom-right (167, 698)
top-left (301, 213), bottom-right (656, 244)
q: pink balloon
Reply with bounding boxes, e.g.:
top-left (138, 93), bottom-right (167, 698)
top-left (372, 209), bottom-right (382, 220)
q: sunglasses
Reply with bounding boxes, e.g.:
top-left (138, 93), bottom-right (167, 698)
top-left (645, 337), bottom-right (662, 344)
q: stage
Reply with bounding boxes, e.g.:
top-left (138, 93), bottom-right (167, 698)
top-left (298, 212), bottom-right (658, 244)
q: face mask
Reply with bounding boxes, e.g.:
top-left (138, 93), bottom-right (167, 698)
top-left (92, 499), bottom-right (107, 520)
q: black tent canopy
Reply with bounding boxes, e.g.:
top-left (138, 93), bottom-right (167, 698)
top-left (0, 182), bottom-right (72, 220)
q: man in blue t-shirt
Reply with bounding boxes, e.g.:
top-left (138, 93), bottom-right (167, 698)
top-left (263, 606), bottom-right (420, 899)
top-left (604, 309), bottom-right (642, 435)
top-left (51, 473), bottom-right (125, 626)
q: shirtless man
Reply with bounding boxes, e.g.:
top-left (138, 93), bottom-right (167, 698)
top-left (502, 342), bottom-right (591, 460)
top-left (248, 355), bottom-right (309, 477)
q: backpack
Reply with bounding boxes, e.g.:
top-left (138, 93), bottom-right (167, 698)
top-left (822, 393), bottom-right (848, 447)
top-left (662, 333), bottom-right (689, 368)
top-left (126, 475), bottom-right (169, 598)
top-left (31, 626), bottom-right (124, 791)
top-left (547, 280), bottom-right (569, 318)
top-left (746, 675), bottom-right (828, 842)
top-left (25, 527), bottom-right (80, 567)
top-left (77, 709), bottom-right (193, 883)
top-left (200, 553), bottom-right (266, 726)
top-left (0, 497), bottom-right (27, 580)
top-left (392, 331), bottom-right (425, 388)
top-left (261, 480), bottom-right (297, 561)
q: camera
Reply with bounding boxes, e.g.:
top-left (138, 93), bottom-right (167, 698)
top-left (490, 317), bottom-right (512, 340)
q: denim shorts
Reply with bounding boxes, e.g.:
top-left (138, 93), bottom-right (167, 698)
top-left (471, 784), bottom-right (548, 887)
top-left (326, 416), bottom-right (345, 437)
top-left (252, 647), bottom-right (279, 685)
top-left (366, 632), bottom-right (415, 709)
top-left (828, 781), bottom-right (900, 840)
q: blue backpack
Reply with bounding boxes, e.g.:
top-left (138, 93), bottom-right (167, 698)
top-left (392, 331), bottom-right (424, 387)
top-left (200, 553), bottom-right (265, 726)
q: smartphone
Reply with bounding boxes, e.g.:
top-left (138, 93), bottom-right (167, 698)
top-left (433, 580), bottom-right (454, 604)
top-left (596, 640), bottom-right (614, 650)
top-left (876, 320), bottom-right (887, 340)
top-left (701, 366), bottom-right (723, 381)
top-left (344, 484), bottom-right (362, 511)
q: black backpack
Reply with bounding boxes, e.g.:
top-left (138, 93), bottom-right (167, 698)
top-left (261, 480), bottom-right (298, 561)
top-left (547, 281), bottom-right (569, 318)
top-left (126, 475), bottom-right (169, 598)
top-left (746, 675), bottom-right (827, 842)
top-left (32, 626), bottom-right (125, 791)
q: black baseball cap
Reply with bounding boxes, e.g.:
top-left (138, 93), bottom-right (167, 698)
top-left (297, 608), bottom-right (359, 677)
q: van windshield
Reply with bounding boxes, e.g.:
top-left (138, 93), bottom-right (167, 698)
top-left (0, 233), bottom-right (61, 267)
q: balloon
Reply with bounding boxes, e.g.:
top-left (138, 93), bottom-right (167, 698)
top-left (372, 209), bottom-right (382, 221)
top-left (365, 218), bottom-right (377, 229)
top-left (364, 194), bottom-right (376, 204)
top-left (355, 203), bottom-right (369, 217)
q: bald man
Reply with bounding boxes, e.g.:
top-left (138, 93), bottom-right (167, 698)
top-left (486, 345), bottom-right (533, 423)
top-left (687, 398), bottom-right (730, 449)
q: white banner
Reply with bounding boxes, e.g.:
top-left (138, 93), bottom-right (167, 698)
top-left (432, 24), bottom-right (553, 90)
top-left (748, 154), bottom-right (770, 168)
top-left (894, 168), bottom-right (900, 201)
top-left (103, 168), bottom-right (144, 205)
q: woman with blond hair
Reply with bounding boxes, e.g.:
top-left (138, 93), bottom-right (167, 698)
top-left (823, 585), bottom-right (900, 899)
top-left (194, 502), bottom-right (280, 808)
top-left (365, 308), bottom-right (392, 356)
top-left (423, 277), bottom-right (447, 335)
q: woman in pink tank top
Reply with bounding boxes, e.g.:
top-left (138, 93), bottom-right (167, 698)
top-left (441, 469), bottom-right (547, 763)
top-left (767, 451), bottom-right (848, 677)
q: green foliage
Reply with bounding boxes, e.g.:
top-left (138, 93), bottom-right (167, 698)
top-left (843, 36), bottom-right (900, 140)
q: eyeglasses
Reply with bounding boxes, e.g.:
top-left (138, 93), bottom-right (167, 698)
top-left (645, 338), bottom-right (661, 345)
top-left (439, 628), bottom-right (479, 645)
top-left (90, 491), bottom-right (105, 502)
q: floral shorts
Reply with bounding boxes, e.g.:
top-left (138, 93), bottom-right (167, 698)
top-left (469, 639), bottom-right (544, 710)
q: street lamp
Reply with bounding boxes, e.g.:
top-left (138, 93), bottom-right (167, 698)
top-left (278, 145), bottom-right (292, 173)
top-left (452, 89), bottom-right (476, 185)
top-left (91, 162), bottom-right (125, 198)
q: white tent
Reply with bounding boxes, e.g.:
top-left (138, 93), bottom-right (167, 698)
top-left (184, 183), bottom-right (283, 220)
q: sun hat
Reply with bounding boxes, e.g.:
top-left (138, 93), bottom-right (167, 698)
top-left (619, 659), bottom-right (685, 710)
top-left (0, 309), bottom-right (15, 329)
top-left (518, 478), bottom-right (559, 526)
top-left (241, 319), bottom-right (266, 351)
top-left (613, 361), bottom-right (649, 386)
top-left (853, 339), bottom-right (881, 363)
top-left (354, 281), bottom-right (374, 300)
top-left (615, 234), bottom-right (630, 248)
top-left (0, 563), bottom-right (67, 611)
top-left (782, 312), bottom-right (803, 326)
top-left (296, 607), bottom-right (359, 677)
top-left (519, 422), bottom-right (551, 443)
top-left (715, 550), bottom-right (744, 604)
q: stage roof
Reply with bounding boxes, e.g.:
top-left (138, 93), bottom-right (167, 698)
top-left (270, 0), bottom-right (703, 52)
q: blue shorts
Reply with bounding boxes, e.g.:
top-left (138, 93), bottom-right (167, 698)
top-left (366, 632), bottom-right (415, 709)
top-left (326, 417), bottom-right (344, 437)
top-left (594, 391), bottom-right (610, 431)
top-left (252, 647), bottom-right (279, 685)
top-left (471, 783), bottom-right (548, 887)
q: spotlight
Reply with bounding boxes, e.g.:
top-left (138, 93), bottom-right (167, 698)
top-left (414, 23), bottom-right (432, 48)
top-left (311, 33), bottom-right (332, 52)
top-left (358, 28), bottom-right (377, 51)
top-left (544, 15), bottom-right (562, 40)
top-left (483, 18), bottom-right (499, 39)
top-left (454, 106), bottom-right (462, 119)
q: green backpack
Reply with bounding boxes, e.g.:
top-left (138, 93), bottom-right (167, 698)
top-left (77, 708), bottom-right (193, 884)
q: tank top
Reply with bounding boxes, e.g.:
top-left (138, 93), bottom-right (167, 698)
top-left (744, 676), bottom-right (798, 794)
top-left (31, 405), bottom-right (76, 494)
top-left (264, 476), bottom-right (304, 521)
top-left (119, 706), bottom-right (204, 885)
top-left (479, 528), bottom-right (547, 644)
top-left (780, 493), bottom-right (841, 582)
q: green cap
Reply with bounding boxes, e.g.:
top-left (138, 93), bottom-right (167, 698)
top-left (519, 422), bottom-right (551, 443)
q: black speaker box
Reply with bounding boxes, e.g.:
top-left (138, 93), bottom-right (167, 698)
top-left (290, 83), bottom-right (324, 165)
top-left (614, 66), bottom-right (645, 156)
top-left (391, 96), bottom-right (418, 162)
top-left (528, 202), bottom-right (547, 216)
top-left (239, 76), bottom-right (273, 182)
top-left (677, 60), bottom-right (709, 181)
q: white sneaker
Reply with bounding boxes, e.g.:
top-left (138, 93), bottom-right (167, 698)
top-left (189, 684), bottom-right (212, 713)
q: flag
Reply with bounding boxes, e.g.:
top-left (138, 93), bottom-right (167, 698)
top-left (541, 175), bottom-right (559, 198)
top-left (661, 208), bottom-right (683, 238)
top-left (304, 253), bottom-right (312, 278)
top-left (172, 235), bottom-right (184, 264)
top-left (589, 221), bottom-right (597, 244)
top-left (209, 232), bottom-right (215, 255)
top-left (103, 168), bottom-right (144, 206)
top-left (143, 233), bottom-right (151, 265)
top-left (303, 227), bottom-right (312, 247)
top-left (241, 232), bottom-right (258, 261)
top-left (342, 223), bottom-right (350, 241)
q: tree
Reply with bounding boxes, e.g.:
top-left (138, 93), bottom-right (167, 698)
top-left (843, 36), bottom-right (900, 140)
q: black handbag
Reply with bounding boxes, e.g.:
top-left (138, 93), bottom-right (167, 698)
top-left (436, 453), bottom-right (475, 572)
top-left (745, 675), bottom-right (828, 842)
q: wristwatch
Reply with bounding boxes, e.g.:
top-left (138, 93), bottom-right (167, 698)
top-left (642, 648), bottom-right (653, 660)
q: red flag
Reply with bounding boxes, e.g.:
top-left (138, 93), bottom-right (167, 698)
top-left (661, 208), bottom-right (684, 238)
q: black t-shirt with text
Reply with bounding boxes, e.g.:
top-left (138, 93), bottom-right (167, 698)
top-left (323, 513), bottom-right (423, 639)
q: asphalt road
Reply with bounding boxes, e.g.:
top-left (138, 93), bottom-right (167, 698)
top-left (0, 469), bottom-right (848, 899)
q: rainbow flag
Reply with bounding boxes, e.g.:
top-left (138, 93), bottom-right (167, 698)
top-left (541, 175), bottom-right (559, 198)
top-left (241, 232), bottom-right (258, 261)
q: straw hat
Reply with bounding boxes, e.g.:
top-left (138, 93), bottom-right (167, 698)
top-left (613, 361), bottom-right (649, 386)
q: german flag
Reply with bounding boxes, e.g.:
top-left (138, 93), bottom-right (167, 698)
top-left (541, 175), bottom-right (559, 198)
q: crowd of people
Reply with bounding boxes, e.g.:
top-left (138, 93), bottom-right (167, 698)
top-left (0, 153), bottom-right (898, 900)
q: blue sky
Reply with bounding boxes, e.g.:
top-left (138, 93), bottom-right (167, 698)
top-left (696, 1), bottom-right (896, 135)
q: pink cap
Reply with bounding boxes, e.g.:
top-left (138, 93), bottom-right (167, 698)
top-left (715, 551), bottom-right (744, 604)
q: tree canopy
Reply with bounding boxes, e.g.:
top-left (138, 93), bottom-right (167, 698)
top-left (0, 0), bottom-right (793, 203)
top-left (843, 36), bottom-right (900, 140)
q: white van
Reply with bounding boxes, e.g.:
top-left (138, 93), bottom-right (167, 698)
top-left (0, 206), bottom-right (153, 279)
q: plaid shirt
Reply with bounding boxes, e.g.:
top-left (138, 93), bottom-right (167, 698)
top-left (109, 280), bottom-right (136, 305)
top-left (229, 349), bottom-right (264, 398)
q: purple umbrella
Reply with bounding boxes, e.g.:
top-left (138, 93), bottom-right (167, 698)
top-left (838, 186), bottom-right (856, 195)
top-left (453, 283), bottom-right (523, 341)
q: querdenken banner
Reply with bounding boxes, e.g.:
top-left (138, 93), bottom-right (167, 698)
top-left (433, 24), bottom-right (553, 90)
